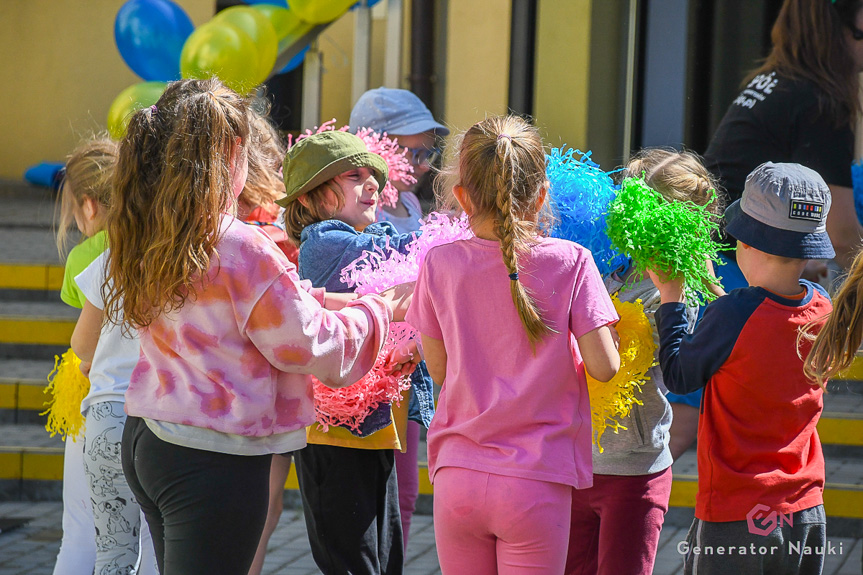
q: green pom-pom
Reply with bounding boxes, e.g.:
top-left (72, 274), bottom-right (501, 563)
top-left (606, 176), bottom-right (726, 303)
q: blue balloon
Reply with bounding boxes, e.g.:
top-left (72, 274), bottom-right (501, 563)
top-left (115, 0), bottom-right (194, 81)
top-left (245, 0), bottom-right (288, 5)
top-left (24, 162), bottom-right (65, 189)
top-left (279, 44), bottom-right (309, 74)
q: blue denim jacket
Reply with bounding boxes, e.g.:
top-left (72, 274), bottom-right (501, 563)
top-left (298, 220), bottom-right (435, 433)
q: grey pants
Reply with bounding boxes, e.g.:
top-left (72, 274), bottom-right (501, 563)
top-left (84, 401), bottom-right (155, 575)
top-left (682, 505), bottom-right (826, 575)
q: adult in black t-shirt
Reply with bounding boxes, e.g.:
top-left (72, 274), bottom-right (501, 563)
top-left (704, 0), bottom-right (863, 269)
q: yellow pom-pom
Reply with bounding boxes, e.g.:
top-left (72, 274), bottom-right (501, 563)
top-left (42, 349), bottom-right (90, 441)
top-left (587, 296), bottom-right (657, 452)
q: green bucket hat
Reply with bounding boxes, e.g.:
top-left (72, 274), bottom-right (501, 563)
top-left (276, 131), bottom-right (388, 207)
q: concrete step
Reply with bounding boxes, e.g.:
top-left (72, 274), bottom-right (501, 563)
top-left (0, 179), bottom-right (56, 229)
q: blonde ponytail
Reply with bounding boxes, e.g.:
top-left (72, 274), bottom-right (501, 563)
top-left (448, 116), bottom-right (556, 345)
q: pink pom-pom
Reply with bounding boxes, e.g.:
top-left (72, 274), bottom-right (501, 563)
top-left (314, 213), bottom-right (473, 431)
top-left (286, 119), bottom-right (348, 149)
top-left (340, 211), bottom-right (473, 295)
top-left (355, 127), bottom-right (416, 208)
top-left (313, 324), bottom-right (414, 433)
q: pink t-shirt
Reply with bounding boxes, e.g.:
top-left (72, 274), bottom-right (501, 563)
top-left (406, 236), bottom-right (618, 488)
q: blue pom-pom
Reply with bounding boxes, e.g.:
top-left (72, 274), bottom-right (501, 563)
top-left (546, 148), bottom-right (627, 276)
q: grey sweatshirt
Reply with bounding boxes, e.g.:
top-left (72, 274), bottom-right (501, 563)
top-left (591, 273), bottom-right (696, 475)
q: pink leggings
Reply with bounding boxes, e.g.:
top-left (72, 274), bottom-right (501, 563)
top-left (433, 467), bottom-right (572, 575)
top-left (394, 420), bottom-right (420, 548)
top-left (565, 467), bottom-right (672, 575)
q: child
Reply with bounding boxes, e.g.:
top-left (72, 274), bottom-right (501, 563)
top-left (239, 109), bottom-right (298, 266)
top-left (350, 87), bottom-right (448, 232)
top-left (52, 138), bottom-right (108, 575)
top-left (238, 108), bottom-right (296, 575)
top-left (650, 162), bottom-right (832, 575)
top-left (350, 86), bottom-right (445, 547)
top-left (277, 129), bottom-right (427, 575)
top-left (71, 250), bottom-right (159, 575)
top-left (406, 115), bottom-right (621, 573)
top-left (565, 148), bottom-right (724, 575)
top-left (104, 78), bottom-right (409, 575)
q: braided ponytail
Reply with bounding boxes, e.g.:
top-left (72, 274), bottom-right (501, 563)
top-left (454, 116), bottom-right (555, 346)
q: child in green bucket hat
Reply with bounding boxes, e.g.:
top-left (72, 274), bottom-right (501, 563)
top-left (278, 129), bottom-right (428, 575)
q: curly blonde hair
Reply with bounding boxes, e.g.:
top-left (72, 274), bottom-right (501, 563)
top-left (104, 78), bottom-right (251, 329)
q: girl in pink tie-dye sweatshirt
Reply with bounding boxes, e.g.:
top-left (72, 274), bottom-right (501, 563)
top-left (101, 78), bottom-right (412, 575)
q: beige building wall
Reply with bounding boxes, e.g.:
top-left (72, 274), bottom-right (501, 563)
top-left (0, 0), bottom-right (601, 178)
top-left (0, 0), bottom-right (214, 179)
top-left (441, 0), bottom-right (512, 136)
top-left (533, 0), bottom-right (593, 153)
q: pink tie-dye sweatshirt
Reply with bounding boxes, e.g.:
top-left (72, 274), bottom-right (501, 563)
top-left (124, 214), bottom-right (391, 437)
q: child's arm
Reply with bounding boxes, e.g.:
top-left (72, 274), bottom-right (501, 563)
top-left (323, 283), bottom-right (413, 322)
top-left (70, 299), bottom-right (102, 375)
top-left (648, 269), bottom-right (751, 394)
top-left (245, 271), bottom-right (392, 389)
top-left (576, 324), bottom-right (620, 382)
top-left (419, 334), bottom-right (446, 385)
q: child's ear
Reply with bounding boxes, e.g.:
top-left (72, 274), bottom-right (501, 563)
top-left (536, 182), bottom-right (549, 211)
top-left (81, 196), bottom-right (99, 222)
top-left (453, 184), bottom-right (472, 215)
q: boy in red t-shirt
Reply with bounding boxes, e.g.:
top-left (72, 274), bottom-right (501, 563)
top-left (650, 162), bottom-right (832, 575)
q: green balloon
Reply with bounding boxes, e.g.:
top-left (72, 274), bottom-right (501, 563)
top-left (214, 6), bottom-right (278, 83)
top-left (106, 81), bottom-right (168, 140)
top-left (180, 21), bottom-right (261, 95)
top-left (252, 4), bottom-right (302, 40)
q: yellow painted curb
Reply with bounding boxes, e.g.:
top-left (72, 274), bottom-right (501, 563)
top-left (0, 317), bottom-right (74, 346)
top-left (0, 383), bottom-right (16, 410)
top-left (818, 414), bottom-right (863, 446)
top-left (0, 452), bottom-right (22, 479)
top-left (836, 353), bottom-right (863, 381)
top-left (0, 264), bottom-right (63, 291)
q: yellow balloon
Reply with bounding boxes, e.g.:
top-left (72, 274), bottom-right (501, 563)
top-left (180, 22), bottom-right (261, 95)
top-left (251, 4), bottom-right (302, 40)
top-left (214, 6), bottom-right (278, 83)
top-left (106, 81), bottom-right (168, 140)
top-left (287, 0), bottom-right (355, 24)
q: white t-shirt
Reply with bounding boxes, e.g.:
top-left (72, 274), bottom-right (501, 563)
top-left (75, 250), bottom-right (140, 412)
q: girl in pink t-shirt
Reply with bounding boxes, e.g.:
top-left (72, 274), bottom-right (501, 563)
top-left (406, 115), bottom-right (621, 574)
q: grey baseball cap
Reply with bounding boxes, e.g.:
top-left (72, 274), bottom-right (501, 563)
top-left (349, 88), bottom-right (449, 136)
top-left (724, 162), bottom-right (834, 259)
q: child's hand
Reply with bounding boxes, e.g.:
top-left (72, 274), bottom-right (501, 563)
top-left (383, 340), bottom-right (421, 378)
top-left (79, 360), bottom-right (92, 378)
top-left (378, 282), bottom-right (414, 322)
top-left (646, 268), bottom-right (686, 304)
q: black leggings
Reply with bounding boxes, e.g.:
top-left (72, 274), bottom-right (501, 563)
top-left (122, 416), bottom-right (271, 575)
top-left (295, 443), bottom-right (404, 575)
